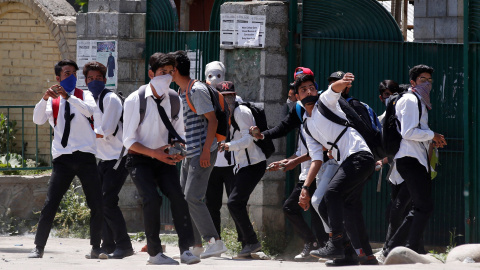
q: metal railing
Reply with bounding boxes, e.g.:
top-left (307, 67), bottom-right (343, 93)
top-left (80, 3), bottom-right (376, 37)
top-left (0, 105), bottom-right (52, 171)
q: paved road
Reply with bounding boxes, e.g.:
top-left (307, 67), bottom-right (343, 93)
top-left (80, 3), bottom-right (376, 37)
top-left (1, 235), bottom-right (480, 270)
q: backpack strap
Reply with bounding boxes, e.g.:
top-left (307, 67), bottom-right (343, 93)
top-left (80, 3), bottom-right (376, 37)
top-left (317, 101), bottom-right (350, 161)
top-left (295, 103), bottom-right (304, 123)
top-left (137, 85), bottom-right (148, 125)
top-left (185, 79), bottom-right (197, 113)
top-left (98, 89), bottom-right (111, 113)
top-left (52, 97), bottom-right (60, 127)
top-left (168, 89), bottom-right (180, 120)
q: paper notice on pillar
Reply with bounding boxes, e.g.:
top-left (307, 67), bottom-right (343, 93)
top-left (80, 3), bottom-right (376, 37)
top-left (237, 23), bottom-right (261, 47)
top-left (96, 41), bottom-right (117, 89)
top-left (187, 50), bottom-right (202, 80)
top-left (220, 13), bottom-right (237, 46)
top-left (250, 15), bottom-right (266, 47)
top-left (76, 40), bottom-right (96, 90)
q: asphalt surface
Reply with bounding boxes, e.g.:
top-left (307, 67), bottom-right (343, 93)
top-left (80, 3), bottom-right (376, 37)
top-left (1, 235), bottom-right (480, 269)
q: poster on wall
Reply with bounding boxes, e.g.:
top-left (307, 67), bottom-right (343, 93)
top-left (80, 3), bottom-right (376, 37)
top-left (220, 14), bottom-right (265, 48)
top-left (76, 40), bottom-right (118, 90)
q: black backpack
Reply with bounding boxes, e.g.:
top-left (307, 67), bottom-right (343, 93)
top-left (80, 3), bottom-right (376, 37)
top-left (382, 91), bottom-right (422, 159)
top-left (99, 89), bottom-right (126, 137)
top-left (231, 102), bottom-right (275, 161)
top-left (317, 97), bottom-right (385, 161)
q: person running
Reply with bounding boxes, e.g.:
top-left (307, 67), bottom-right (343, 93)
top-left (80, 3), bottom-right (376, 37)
top-left (86, 61), bottom-right (134, 259)
top-left (171, 51), bottom-right (227, 258)
top-left (30, 59), bottom-right (103, 259)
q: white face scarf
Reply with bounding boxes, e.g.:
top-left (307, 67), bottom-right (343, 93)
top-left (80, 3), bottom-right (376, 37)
top-left (150, 74), bottom-right (172, 97)
top-left (205, 61), bottom-right (225, 87)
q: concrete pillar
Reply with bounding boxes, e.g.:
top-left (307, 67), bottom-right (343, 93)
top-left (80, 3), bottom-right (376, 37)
top-left (414, 0), bottom-right (464, 43)
top-left (219, 1), bottom-right (289, 237)
top-left (76, 0), bottom-right (146, 95)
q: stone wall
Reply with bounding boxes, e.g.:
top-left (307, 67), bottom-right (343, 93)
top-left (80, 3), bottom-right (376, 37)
top-left (76, 0), bottom-right (146, 96)
top-left (0, 0), bottom-right (77, 163)
top-left (414, 0), bottom-right (463, 43)
top-left (220, 1), bottom-right (289, 234)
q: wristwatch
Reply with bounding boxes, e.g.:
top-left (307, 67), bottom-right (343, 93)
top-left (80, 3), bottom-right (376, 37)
top-left (302, 185), bottom-right (309, 190)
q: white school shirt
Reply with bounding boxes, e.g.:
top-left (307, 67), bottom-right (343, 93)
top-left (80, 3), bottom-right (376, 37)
top-left (122, 84), bottom-right (185, 150)
top-left (303, 86), bottom-right (371, 165)
top-left (214, 96), bottom-right (243, 167)
top-left (33, 89), bottom-right (97, 159)
top-left (226, 104), bottom-right (266, 171)
top-left (296, 126), bottom-right (312, 181)
top-left (93, 90), bottom-right (126, 161)
top-left (393, 92), bottom-right (434, 172)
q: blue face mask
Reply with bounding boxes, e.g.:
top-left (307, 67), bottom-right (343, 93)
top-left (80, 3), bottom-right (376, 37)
top-left (87, 80), bottom-right (106, 100)
top-left (60, 74), bottom-right (77, 93)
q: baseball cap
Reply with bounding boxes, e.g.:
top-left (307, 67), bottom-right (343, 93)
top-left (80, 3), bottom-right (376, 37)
top-left (294, 67), bottom-right (314, 80)
top-left (215, 81), bottom-right (236, 94)
top-left (328, 71), bottom-right (345, 82)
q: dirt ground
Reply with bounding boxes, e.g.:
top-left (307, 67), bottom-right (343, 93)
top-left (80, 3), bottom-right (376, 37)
top-left (1, 235), bottom-right (480, 270)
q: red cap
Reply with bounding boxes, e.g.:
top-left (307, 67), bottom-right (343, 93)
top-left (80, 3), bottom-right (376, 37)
top-left (294, 67), bottom-right (314, 80)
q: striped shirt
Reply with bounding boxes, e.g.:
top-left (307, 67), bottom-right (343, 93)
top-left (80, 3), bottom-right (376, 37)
top-left (180, 81), bottom-right (218, 158)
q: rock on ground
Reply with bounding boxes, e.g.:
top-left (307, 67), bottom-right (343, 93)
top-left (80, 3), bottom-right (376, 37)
top-left (446, 244), bottom-right (480, 263)
top-left (384, 246), bottom-right (443, 265)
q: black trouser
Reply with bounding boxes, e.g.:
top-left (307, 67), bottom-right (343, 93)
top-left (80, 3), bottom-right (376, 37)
top-left (126, 154), bottom-right (194, 256)
top-left (35, 151), bottom-right (103, 248)
top-left (206, 165), bottom-right (235, 237)
top-left (387, 157), bottom-right (433, 253)
top-left (97, 157), bottom-right (132, 252)
top-left (283, 181), bottom-right (329, 245)
top-left (227, 161), bottom-right (266, 245)
top-left (384, 182), bottom-right (411, 249)
top-left (323, 151), bottom-right (375, 255)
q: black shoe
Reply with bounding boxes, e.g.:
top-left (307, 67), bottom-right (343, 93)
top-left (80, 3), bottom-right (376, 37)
top-left (108, 248), bottom-right (134, 259)
top-left (85, 247), bottom-right (108, 259)
top-left (359, 256), bottom-right (379, 265)
top-left (237, 242), bottom-right (262, 257)
top-left (310, 234), bottom-right (345, 260)
top-left (294, 241), bottom-right (319, 261)
top-left (325, 257), bottom-right (359, 267)
top-left (28, 247), bottom-right (44, 258)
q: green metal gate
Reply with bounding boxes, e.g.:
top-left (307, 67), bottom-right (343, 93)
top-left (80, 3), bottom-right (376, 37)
top-left (301, 0), bottom-right (465, 246)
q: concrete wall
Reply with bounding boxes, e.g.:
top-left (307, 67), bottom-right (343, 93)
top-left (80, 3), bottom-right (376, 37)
top-left (76, 0), bottom-right (146, 96)
top-left (220, 1), bottom-right (289, 235)
top-left (414, 0), bottom-right (464, 43)
top-left (0, 0), bottom-right (77, 163)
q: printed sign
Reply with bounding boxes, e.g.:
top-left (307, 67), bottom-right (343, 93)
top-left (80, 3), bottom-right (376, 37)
top-left (76, 40), bottom-right (118, 90)
top-left (220, 14), bottom-right (265, 48)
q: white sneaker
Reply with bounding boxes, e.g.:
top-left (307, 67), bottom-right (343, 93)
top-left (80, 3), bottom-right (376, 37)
top-left (191, 246), bottom-right (204, 257)
top-left (173, 246), bottom-right (204, 259)
top-left (200, 238), bottom-right (227, 259)
top-left (180, 250), bottom-right (201, 264)
top-left (147, 252), bottom-right (179, 265)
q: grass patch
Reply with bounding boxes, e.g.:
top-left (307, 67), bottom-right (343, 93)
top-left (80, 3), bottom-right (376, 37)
top-left (429, 228), bottom-right (462, 263)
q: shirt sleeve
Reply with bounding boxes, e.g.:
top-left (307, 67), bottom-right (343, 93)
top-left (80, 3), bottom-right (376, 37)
top-left (319, 85), bottom-right (342, 111)
top-left (262, 105), bottom-right (302, 140)
top-left (304, 124), bottom-right (324, 161)
top-left (228, 106), bottom-right (255, 151)
top-left (68, 90), bottom-right (96, 117)
top-left (33, 98), bottom-right (51, 125)
top-left (396, 95), bottom-right (434, 142)
top-left (191, 83), bottom-right (214, 116)
top-left (173, 96), bottom-right (186, 141)
top-left (295, 136), bottom-right (302, 157)
top-left (97, 92), bottom-right (123, 138)
top-left (122, 93), bottom-right (141, 150)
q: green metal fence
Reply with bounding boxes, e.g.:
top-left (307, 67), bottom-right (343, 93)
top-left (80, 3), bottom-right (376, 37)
top-left (0, 105), bottom-right (52, 171)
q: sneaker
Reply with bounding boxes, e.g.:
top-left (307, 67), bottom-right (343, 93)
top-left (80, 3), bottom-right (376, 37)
top-left (191, 246), bottom-right (205, 257)
top-left (180, 250), bottom-right (201, 264)
top-left (294, 241), bottom-right (319, 261)
top-left (237, 242), bottom-right (262, 258)
top-left (28, 247), bottom-right (44, 258)
top-left (359, 255), bottom-right (379, 265)
top-left (147, 252), bottom-right (179, 265)
top-left (325, 257), bottom-right (359, 267)
top-left (85, 247), bottom-right (108, 259)
top-left (310, 235), bottom-right (344, 260)
top-left (107, 248), bottom-right (134, 259)
top-left (200, 238), bottom-right (227, 259)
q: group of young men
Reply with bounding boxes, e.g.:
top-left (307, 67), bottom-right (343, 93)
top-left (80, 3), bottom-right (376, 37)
top-left (30, 50), bottom-right (446, 266)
